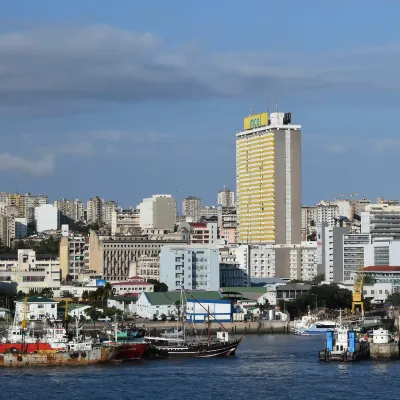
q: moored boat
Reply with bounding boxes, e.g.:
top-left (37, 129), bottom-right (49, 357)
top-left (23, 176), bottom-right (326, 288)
top-left (318, 328), bottom-right (370, 362)
top-left (145, 331), bottom-right (241, 358)
top-left (0, 298), bottom-right (121, 367)
top-left (295, 320), bottom-right (339, 336)
top-left (144, 286), bottom-right (242, 358)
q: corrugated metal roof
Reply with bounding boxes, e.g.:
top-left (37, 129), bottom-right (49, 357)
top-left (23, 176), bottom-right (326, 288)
top-left (221, 287), bottom-right (268, 293)
top-left (144, 291), bottom-right (222, 305)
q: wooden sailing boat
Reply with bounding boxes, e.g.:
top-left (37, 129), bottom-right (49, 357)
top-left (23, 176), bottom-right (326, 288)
top-left (144, 287), bottom-right (242, 358)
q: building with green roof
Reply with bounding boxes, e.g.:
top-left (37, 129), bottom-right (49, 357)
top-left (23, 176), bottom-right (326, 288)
top-left (15, 296), bottom-right (58, 322)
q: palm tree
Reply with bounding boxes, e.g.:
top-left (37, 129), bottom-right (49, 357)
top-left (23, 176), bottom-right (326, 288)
top-left (40, 288), bottom-right (54, 298)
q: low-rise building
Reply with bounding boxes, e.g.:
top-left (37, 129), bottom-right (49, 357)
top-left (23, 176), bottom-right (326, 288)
top-left (186, 298), bottom-right (231, 323)
top-left (363, 283), bottom-right (393, 304)
top-left (53, 284), bottom-right (99, 299)
top-left (219, 262), bottom-right (249, 287)
top-left (66, 303), bottom-right (93, 320)
top-left (136, 290), bottom-right (224, 319)
top-left (110, 276), bottom-right (154, 295)
top-left (363, 266), bottom-right (400, 290)
top-left (107, 295), bottom-right (138, 315)
top-left (15, 296), bottom-right (58, 322)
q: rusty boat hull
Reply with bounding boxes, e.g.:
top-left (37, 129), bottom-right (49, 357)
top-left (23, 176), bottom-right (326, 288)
top-left (0, 346), bottom-right (119, 367)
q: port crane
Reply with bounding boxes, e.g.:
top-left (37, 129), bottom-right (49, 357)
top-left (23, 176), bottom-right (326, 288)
top-left (351, 254), bottom-right (364, 315)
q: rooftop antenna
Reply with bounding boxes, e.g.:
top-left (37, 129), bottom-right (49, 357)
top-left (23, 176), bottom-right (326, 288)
top-left (266, 96), bottom-right (269, 114)
top-left (276, 99), bottom-right (279, 114)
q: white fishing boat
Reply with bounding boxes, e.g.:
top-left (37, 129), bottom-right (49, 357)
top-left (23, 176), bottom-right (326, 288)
top-left (295, 320), bottom-right (339, 336)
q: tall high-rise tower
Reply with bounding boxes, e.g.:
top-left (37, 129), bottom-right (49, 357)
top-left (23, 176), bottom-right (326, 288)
top-left (236, 111), bottom-right (301, 244)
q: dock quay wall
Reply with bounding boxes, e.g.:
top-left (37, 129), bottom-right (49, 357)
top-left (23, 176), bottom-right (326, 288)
top-left (146, 321), bottom-right (291, 335)
top-left (370, 343), bottom-right (400, 359)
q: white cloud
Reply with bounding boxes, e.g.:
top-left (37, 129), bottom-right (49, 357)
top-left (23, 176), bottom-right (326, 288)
top-left (0, 153), bottom-right (54, 176)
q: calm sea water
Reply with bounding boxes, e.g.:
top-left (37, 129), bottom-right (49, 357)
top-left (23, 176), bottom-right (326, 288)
top-left (1, 335), bottom-right (399, 400)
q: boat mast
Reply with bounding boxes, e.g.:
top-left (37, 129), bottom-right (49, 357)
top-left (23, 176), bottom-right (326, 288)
top-left (207, 306), bottom-right (211, 346)
top-left (180, 283), bottom-right (185, 340)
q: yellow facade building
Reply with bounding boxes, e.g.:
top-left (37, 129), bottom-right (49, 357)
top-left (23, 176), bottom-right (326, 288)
top-left (236, 111), bottom-right (302, 244)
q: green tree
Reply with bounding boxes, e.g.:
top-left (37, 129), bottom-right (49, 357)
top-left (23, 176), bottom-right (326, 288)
top-left (311, 274), bottom-right (325, 285)
top-left (84, 307), bottom-right (103, 327)
top-left (363, 275), bottom-right (375, 285)
top-left (147, 279), bottom-right (168, 292)
top-left (103, 306), bottom-right (123, 320)
top-left (386, 292), bottom-right (400, 306)
top-left (40, 288), bottom-right (54, 298)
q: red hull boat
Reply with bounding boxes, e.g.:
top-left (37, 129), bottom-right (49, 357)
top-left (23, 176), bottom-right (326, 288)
top-left (0, 342), bottom-right (54, 353)
top-left (114, 342), bottom-right (150, 360)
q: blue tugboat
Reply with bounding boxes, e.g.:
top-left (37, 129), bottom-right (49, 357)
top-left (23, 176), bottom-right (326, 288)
top-left (319, 328), bottom-right (370, 362)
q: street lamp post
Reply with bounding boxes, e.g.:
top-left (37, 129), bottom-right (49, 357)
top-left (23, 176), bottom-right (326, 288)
top-left (310, 294), bottom-right (318, 311)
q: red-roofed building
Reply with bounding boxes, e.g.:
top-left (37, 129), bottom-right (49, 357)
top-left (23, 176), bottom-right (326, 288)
top-left (111, 276), bottom-right (154, 296)
top-left (363, 266), bottom-right (400, 287)
top-left (177, 221), bottom-right (217, 245)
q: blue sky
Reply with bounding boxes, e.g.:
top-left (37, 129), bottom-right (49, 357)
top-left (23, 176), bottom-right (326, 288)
top-left (1, 0), bottom-right (400, 209)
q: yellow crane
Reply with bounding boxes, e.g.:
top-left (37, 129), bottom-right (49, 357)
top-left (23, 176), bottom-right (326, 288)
top-left (351, 255), bottom-right (364, 315)
top-left (65, 299), bottom-right (69, 321)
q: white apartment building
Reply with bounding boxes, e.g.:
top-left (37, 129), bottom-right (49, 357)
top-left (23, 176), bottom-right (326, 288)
top-left (317, 201), bottom-right (339, 227)
top-left (0, 249), bottom-right (61, 293)
top-left (138, 195), bottom-right (176, 231)
top-left (361, 204), bottom-right (400, 241)
top-left (111, 209), bottom-right (140, 235)
top-left (248, 242), bottom-right (317, 281)
top-left (289, 242), bottom-right (318, 282)
top-left (160, 245), bottom-right (220, 291)
top-left (342, 233), bottom-right (370, 282)
top-left (182, 197), bottom-right (202, 221)
top-left (218, 186), bottom-right (235, 208)
top-left (35, 204), bottom-right (59, 232)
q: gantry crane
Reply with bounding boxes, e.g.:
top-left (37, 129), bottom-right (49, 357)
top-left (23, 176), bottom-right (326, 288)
top-left (351, 254), bottom-right (364, 315)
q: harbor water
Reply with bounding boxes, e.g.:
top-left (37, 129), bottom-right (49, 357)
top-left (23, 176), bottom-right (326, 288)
top-left (1, 335), bottom-right (400, 400)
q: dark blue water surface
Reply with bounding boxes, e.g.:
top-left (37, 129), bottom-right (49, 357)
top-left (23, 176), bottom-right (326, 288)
top-left (1, 335), bottom-right (399, 400)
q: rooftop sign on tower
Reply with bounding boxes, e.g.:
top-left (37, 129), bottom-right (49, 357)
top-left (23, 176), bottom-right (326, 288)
top-left (243, 112), bottom-right (268, 130)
